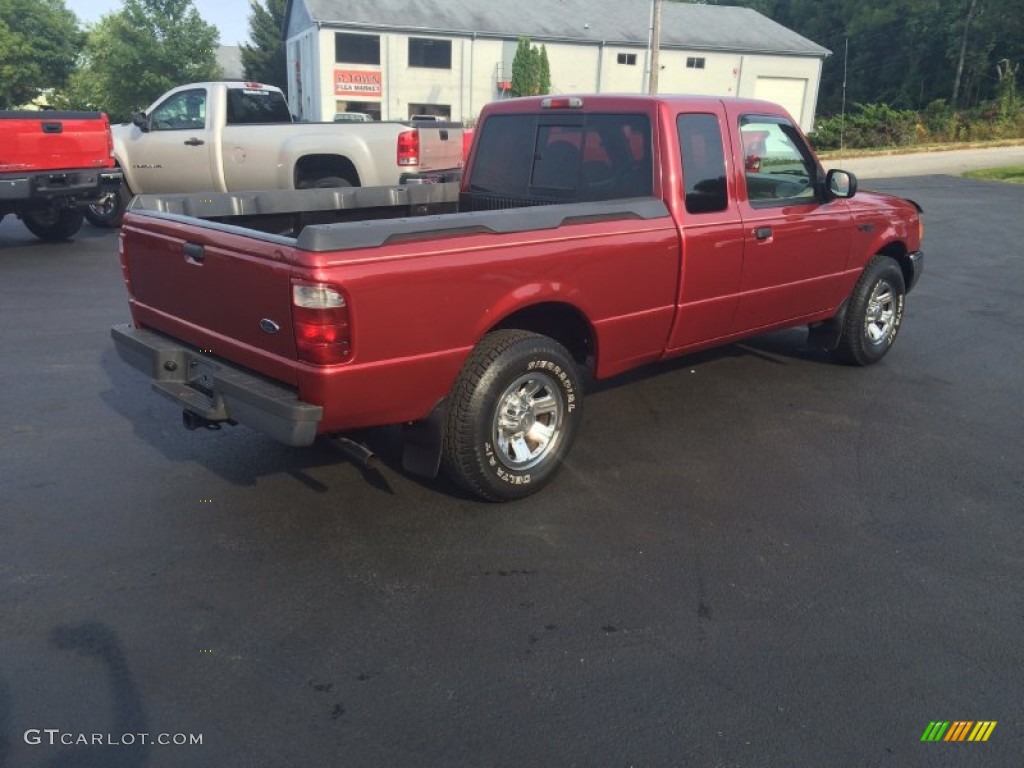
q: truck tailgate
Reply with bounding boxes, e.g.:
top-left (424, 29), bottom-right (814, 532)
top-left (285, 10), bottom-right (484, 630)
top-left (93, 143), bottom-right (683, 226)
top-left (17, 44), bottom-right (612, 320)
top-left (416, 125), bottom-right (464, 172)
top-left (0, 112), bottom-right (113, 172)
top-left (120, 214), bottom-right (300, 386)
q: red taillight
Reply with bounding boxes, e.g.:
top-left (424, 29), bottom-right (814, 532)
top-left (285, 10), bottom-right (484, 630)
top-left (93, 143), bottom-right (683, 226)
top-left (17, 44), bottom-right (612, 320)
top-left (103, 112), bottom-right (114, 159)
top-left (292, 282), bottom-right (351, 365)
top-left (397, 130), bottom-right (419, 166)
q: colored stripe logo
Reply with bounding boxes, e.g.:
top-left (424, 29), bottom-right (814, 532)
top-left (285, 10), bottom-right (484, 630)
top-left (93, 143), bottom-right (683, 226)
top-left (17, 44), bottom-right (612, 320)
top-left (921, 721), bottom-right (997, 742)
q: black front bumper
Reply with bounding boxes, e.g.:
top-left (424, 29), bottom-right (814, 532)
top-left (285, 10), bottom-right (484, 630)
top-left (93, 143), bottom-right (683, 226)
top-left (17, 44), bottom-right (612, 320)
top-left (111, 324), bottom-right (322, 447)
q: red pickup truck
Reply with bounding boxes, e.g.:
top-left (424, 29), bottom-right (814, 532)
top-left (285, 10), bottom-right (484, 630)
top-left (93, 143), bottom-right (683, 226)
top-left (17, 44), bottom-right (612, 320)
top-left (0, 110), bottom-right (122, 240)
top-left (111, 94), bottom-right (923, 501)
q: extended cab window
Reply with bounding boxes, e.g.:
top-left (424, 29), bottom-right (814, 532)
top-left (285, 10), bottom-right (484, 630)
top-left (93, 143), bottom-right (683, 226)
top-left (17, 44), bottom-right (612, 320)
top-left (226, 88), bottom-right (292, 124)
top-left (468, 113), bottom-right (652, 204)
top-left (678, 113), bottom-right (728, 214)
top-left (740, 116), bottom-right (817, 206)
top-left (150, 89), bottom-right (206, 131)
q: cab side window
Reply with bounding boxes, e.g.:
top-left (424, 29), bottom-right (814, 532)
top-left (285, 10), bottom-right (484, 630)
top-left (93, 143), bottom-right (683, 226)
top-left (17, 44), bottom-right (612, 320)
top-left (740, 116), bottom-right (817, 206)
top-left (678, 113), bottom-right (728, 214)
top-left (150, 89), bottom-right (207, 131)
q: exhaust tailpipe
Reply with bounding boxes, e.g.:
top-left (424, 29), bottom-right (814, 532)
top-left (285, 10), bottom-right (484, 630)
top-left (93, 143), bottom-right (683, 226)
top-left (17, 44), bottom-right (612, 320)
top-left (332, 436), bottom-right (378, 470)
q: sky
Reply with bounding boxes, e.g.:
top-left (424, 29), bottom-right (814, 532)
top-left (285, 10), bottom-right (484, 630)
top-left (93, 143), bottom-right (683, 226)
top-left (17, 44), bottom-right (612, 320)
top-left (65, 0), bottom-right (255, 46)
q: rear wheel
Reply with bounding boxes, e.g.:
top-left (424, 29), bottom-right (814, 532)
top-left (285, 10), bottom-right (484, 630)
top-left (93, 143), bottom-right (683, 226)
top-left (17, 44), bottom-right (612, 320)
top-left (22, 207), bottom-right (85, 241)
top-left (442, 330), bottom-right (583, 501)
top-left (301, 176), bottom-right (353, 189)
top-left (84, 182), bottom-right (128, 228)
top-left (836, 255), bottom-right (906, 365)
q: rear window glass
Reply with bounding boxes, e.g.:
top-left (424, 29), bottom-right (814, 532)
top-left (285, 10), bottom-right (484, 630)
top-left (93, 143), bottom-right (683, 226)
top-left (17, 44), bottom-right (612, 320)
top-left (468, 113), bottom-right (653, 202)
top-left (226, 88), bottom-right (292, 124)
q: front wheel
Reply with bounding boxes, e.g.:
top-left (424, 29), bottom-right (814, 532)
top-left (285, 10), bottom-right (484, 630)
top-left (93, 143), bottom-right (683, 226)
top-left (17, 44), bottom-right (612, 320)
top-left (84, 182), bottom-right (128, 228)
top-left (442, 330), bottom-right (583, 501)
top-left (22, 207), bottom-right (85, 241)
top-left (836, 255), bottom-right (906, 366)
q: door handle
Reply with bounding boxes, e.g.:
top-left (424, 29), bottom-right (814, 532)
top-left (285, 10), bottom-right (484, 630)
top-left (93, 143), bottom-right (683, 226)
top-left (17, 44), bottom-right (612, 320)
top-left (184, 137), bottom-right (205, 146)
top-left (753, 226), bottom-right (773, 241)
top-left (184, 242), bottom-right (205, 264)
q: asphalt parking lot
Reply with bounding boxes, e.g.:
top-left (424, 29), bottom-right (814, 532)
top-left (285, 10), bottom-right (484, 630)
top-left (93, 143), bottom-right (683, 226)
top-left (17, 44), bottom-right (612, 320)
top-left (1, 174), bottom-right (1022, 767)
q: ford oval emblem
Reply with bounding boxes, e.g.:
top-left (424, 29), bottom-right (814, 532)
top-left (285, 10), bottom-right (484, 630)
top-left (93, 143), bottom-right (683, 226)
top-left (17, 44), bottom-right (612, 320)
top-left (259, 318), bottom-right (281, 334)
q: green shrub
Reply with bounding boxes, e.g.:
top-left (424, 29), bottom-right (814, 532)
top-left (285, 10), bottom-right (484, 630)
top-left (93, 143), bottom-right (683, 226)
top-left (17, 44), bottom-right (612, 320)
top-left (811, 99), bottom-right (1024, 150)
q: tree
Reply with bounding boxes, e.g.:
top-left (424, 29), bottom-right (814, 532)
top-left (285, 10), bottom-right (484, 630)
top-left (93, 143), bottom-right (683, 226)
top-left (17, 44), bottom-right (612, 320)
top-left (670, 0), bottom-right (1023, 112)
top-left (538, 45), bottom-right (551, 95)
top-left (241, 0), bottom-right (286, 90)
top-left (510, 37), bottom-right (535, 97)
top-left (59, 0), bottom-right (220, 121)
top-left (0, 0), bottom-right (83, 108)
top-left (510, 37), bottom-right (551, 97)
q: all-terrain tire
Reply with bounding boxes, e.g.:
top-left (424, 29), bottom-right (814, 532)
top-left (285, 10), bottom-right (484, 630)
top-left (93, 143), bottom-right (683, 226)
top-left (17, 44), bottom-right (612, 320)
top-left (836, 254), bottom-right (906, 366)
top-left (442, 330), bottom-right (583, 501)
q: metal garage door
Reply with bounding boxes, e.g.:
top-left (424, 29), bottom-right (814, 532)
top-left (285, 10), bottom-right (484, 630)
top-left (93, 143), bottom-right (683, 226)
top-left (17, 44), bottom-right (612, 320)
top-left (754, 77), bottom-right (807, 127)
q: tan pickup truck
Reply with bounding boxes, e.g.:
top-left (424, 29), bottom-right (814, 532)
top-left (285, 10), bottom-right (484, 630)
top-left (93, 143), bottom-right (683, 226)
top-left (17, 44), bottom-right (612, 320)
top-left (87, 81), bottom-right (463, 227)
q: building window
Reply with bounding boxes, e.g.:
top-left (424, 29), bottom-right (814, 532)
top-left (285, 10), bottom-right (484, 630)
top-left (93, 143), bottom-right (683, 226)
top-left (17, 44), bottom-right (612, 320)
top-left (409, 38), bottom-right (452, 69)
top-left (335, 33), bottom-right (380, 65)
top-left (686, 57), bottom-right (706, 70)
top-left (617, 53), bottom-right (637, 66)
top-left (408, 103), bottom-right (451, 120)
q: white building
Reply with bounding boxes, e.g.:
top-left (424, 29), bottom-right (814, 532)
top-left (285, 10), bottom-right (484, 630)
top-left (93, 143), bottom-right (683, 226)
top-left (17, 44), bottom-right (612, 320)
top-left (283, 0), bottom-right (829, 132)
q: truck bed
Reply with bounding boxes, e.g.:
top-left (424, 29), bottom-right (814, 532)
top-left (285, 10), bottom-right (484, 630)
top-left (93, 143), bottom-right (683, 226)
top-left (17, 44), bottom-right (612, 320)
top-left (127, 183), bottom-right (668, 248)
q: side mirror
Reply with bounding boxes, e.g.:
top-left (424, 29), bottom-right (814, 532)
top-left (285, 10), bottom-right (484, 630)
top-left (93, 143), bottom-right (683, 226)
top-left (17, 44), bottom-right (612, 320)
top-left (826, 169), bottom-right (857, 199)
top-left (131, 111), bottom-right (150, 132)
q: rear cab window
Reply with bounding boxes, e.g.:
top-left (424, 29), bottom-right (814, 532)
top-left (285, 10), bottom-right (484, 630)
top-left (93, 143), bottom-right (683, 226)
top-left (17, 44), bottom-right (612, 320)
top-left (677, 113), bottom-right (728, 214)
top-left (226, 87), bottom-right (293, 125)
top-left (467, 113), bottom-right (653, 206)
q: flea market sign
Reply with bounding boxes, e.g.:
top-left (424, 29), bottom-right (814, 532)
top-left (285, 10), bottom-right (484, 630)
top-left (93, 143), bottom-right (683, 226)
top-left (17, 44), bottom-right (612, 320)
top-left (334, 69), bottom-right (382, 98)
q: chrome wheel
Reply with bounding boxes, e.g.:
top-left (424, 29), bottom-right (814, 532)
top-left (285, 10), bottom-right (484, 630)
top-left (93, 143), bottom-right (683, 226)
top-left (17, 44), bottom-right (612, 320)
top-left (864, 279), bottom-right (896, 344)
top-left (83, 182), bottom-right (127, 227)
top-left (837, 255), bottom-right (906, 366)
top-left (88, 192), bottom-right (117, 217)
top-left (492, 372), bottom-right (564, 471)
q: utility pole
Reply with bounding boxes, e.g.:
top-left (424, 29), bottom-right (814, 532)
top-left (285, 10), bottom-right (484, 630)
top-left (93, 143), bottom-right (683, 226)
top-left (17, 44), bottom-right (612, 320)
top-left (649, 0), bottom-right (663, 94)
top-left (840, 37), bottom-right (848, 155)
top-left (952, 0), bottom-right (979, 107)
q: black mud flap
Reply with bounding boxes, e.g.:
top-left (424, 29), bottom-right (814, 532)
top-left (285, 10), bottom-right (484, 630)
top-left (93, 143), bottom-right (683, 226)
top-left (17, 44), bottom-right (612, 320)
top-left (402, 400), bottom-right (446, 478)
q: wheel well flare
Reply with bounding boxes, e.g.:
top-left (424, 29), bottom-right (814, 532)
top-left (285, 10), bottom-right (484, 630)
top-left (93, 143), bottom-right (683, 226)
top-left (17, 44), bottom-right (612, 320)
top-left (492, 303), bottom-right (594, 366)
top-left (294, 155), bottom-right (359, 187)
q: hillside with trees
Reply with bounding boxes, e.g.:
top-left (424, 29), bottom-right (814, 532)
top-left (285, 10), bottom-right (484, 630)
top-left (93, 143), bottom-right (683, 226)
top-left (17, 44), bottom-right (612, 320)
top-left (673, 0), bottom-right (1023, 147)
